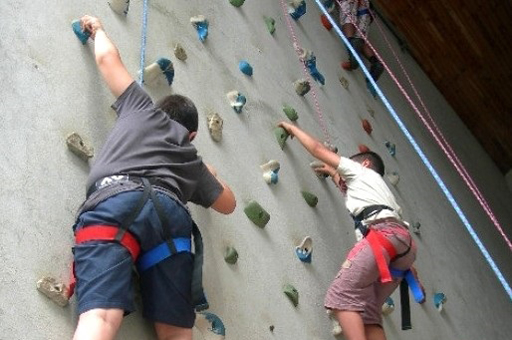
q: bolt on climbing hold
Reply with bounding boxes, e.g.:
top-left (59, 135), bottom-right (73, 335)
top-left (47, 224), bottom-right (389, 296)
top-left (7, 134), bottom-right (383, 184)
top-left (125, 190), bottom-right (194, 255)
top-left (301, 190), bottom-right (318, 207)
top-left (338, 75), bottom-right (349, 90)
top-left (224, 246), bottom-right (238, 264)
top-left (386, 172), bottom-right (400, 186)
top-left (310, 160), bottom-right (329, 179)
top-left (142, 58), bottom-right (174, 86)
top-left (362, 119), bottom-right (373, 135)
top-left (190, 15), bottom-right (209, 42)
top-left (320, 14), bottom-right (333, 30)
top-left (206, 112), bottom-right (223, 142)
top-left (229, 0), bottom-right (245, 7)
top-left (273, 127), bottom-right (290, 150)
top-left (326, 309), bottom-right (343, 336)
top-left (174, 43), bottom-right (187, 61)
top-left (412, 221), bottom-right (421, 234)
top-left (66, 132), bottom-right (94, 161)
top-left (384, 141), bottom-right (396, 156)
top-left (294, 79), bottom-right (311, 96)
top-left (295, 44), bottom-right (325, 85)
top-left (323, 141), bottom-right (338, 154)
top-left (108, 0), bottom-right (130, 15)
top-left (260, 160), bottom-right (280, 185)
top-left (264, 16), bottom-right (276, 34)
top-left (226, 91), bottom-right (247, 113)
top-left (283, 105), bottom-right (298, 121)
top-left (283, 284), bottom-right (299, 307)
top-left (358, 144), bottom-right (370, 153)
top-left (36, 276), bottom-right (70, 307)
top-left (433, 292), bottom-right (447, 312)
top-left (71, 20), bottom-right (90, 45)
top-left (239, 60), bottom-right (253, 76)
top-left (295, 236), bottom-right (312, 263)
top-left (244, 200), bottom-right (270, 228)
top-left (195, 312), bottom-right (226, 337)
top-left (382, 297), bottom-right (395, 315)
top-left (288, 0), bottom-right (306, 20)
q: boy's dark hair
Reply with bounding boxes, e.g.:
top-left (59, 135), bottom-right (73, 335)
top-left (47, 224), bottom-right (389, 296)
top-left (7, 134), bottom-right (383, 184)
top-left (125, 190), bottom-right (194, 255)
top-left (349, 151), bottom-right (385, 176)
top-left (156, 94), bottom-right (199, 133)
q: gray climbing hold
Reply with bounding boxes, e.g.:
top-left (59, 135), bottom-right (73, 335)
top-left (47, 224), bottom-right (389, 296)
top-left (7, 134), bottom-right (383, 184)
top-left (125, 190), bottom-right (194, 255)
top-left (207, 112), bottom-right (223, 142)
top-left (224, 246), bottom-right (238, 264)
top-left (66, 132), bottom-right (94, 161)
top-left (295, 236), bottom-right (312, 263)
top-left (36, 276), bottom-right (70, 307)
top-left (412, 221), bottom-right (421, 234)
top-left (264, 16), bottom-right (276, 34)
top-left (294, 79), bottom-right (310, 96)
top-left (382, 297), bottom-right (395, 315)
top-left (310, 160), bottom-right (329, 179)
top-left (283, 284), bottom-right (299, 307)
top-left (283, 105), bottom-right (298, 121)
top-left (108, 0), bottom-right (130, 15)
top-left (226, 91), bottom-right (247, 113)
top-left (387, 171), bottom-right (400, 186)
top-left (195, 312), bottom-right (226, 338)
top-left (244, 200), bottom-right (270, 228)
top-left (301, 190), bottom-right (318, 207)
top-left (274, 127), bottom-right (289, 150)
top-left (174, 43), bottom-right (188, 61)
top-left (229, 0), bottom-right (245, 7)
top-left (339, 75), bottom-right (349, 90)
top-left (260, 160), bottom-right (280, 185)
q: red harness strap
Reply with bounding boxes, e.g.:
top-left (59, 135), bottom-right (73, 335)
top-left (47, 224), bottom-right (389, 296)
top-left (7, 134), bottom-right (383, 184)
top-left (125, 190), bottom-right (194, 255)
top-left (366, 228), bottom-right (397, 283)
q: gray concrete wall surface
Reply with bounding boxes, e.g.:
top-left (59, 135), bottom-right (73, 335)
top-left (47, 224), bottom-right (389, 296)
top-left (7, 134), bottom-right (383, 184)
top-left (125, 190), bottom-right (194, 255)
top-left (0, 0), bottom-right (511, 339)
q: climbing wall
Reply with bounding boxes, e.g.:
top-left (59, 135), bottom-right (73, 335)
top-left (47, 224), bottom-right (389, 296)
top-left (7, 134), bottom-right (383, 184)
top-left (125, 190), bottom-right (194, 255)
top-left (0, 0), bottom-right (511, 339)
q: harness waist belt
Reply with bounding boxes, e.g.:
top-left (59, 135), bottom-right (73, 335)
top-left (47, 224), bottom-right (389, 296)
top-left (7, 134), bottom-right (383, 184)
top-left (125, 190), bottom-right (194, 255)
top-left (138, 238), bottom-right (192, 272)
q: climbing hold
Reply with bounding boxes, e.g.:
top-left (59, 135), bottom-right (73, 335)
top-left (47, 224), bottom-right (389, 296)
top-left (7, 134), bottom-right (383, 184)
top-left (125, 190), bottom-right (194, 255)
top-left (294, 44), bottom-right (325, 85)
top-left (320, 14), bottom-right (333, 30)
top-left (412, 221), bottom-right (421, 234)
top-left (206, 112), bottom-right (223, 142)
top-left (387, 172), bottom-right (400, 186)
top-left (141, 58), bottom-right (174, 86)
top-left (326, 309), bottom-right (343, 336)
top-left (71, 20), bottom-right (90, 45)
top-left (283, 284), bottom-right (299, 307)
top-left (288, 0), bottom-right (307, 20)
top-left (264, 16), bottom-right (276, 34)
top-left (310, 160), bottom-right (329, 179)
top-left (260, 160), bottom-right (280, 185)
top-left (358, 144), bottom-right (370, 153)
top-left (195, 312), bottom-right (226, 337)
top-left (367, 106), bottom-right (375, 117)
top-left (338, 75), bottom-right (349, 90)
top-left (190, 15), bottom-right (209, 42)
top-left (382, 297), bottom-right (395, 315)
top-left (239, 60), bottom-right (253, 76)
top-left (384, 141), bottom-right (396, 156)
top-left (36, 276), bottom-right (70, 307)
top-left (301, 190), bottom-right (318, 207)
top-left (66, 132), bottom-right (94, 161)
top-left (294, 79), bottom-right (311, 96)
top-left (362, 119), bottom-right (373, 135)
top-left (323, 141), bottom-right (338, 154)
top-left (283, 105), bottom-right (298, 121)
top-left (269, 325), bottom-right (275, 332)
top-left (229, 0), bottom-right (245, 7)
top-left (224, 246), bottom-right (238, 264)
top-left (273, 127), bottom-right (289, 150)
top-left (341, 61), bottom-right (352, 71)
top-left (244, 200), bottom-right (270, 228)
top-left (108, 0), bottom-right (130, 15)
top-left (174, 43), bottom-right (188, 61)
top-left (295, 236), bottom-right (312, 263)
top-left (226, 91), bottom-right (247, 113)
top-left (433, 292), bottom-right (447, 312)
top-left (322, 0), bottom-right (335, 12)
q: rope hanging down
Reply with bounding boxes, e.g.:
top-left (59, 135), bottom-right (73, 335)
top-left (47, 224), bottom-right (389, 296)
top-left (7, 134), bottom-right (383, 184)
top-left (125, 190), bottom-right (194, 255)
top-left (138, 0), bottom-right (149, 85)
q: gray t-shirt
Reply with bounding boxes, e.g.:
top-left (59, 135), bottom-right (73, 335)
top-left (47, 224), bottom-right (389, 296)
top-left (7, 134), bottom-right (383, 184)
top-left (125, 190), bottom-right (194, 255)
top-left (84, 82), bottom-right (223, 209)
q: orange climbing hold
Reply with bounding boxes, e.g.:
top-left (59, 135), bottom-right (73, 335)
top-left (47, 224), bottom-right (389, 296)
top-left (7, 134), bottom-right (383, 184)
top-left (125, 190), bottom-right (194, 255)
top-left (341, 61), bottom-right (352, 71)
top-left (358, 144), bottom-right (370, 153)
top-left (362, 119), bottom-right (373, 135)
top-left (321, 14), bottom-right (332, 30)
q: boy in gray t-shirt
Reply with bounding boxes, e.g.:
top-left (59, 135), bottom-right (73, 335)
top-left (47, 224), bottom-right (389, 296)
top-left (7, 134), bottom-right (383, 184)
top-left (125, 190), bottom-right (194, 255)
top-left (72, 16), bottom-right (236, 340)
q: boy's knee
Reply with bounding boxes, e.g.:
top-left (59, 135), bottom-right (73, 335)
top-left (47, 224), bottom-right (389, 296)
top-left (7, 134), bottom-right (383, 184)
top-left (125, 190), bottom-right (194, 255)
top-left (155, 322), bottom-right (193, 340)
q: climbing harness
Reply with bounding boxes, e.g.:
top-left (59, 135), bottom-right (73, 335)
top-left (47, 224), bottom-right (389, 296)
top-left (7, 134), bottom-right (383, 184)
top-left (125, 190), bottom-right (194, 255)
top-left (351, 204), bottom-right (393, 237)
top-left (72, 176), bottom-right (209, 311)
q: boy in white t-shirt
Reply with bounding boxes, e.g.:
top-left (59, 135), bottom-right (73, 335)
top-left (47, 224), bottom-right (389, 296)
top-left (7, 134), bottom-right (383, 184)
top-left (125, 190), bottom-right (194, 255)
top-left (279, 122), bottom-right (421, 340)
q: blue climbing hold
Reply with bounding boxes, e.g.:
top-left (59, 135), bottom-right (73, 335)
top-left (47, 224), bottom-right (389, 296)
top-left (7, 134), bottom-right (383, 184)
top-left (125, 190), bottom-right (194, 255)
top-left (288, 0), bottom-right (307, 20)
top-left (433, 292), bottom-right (447, 311)
top-left (239, 60), bottom-right (253, 76)
top-left (384, 141), bottom-right (396, 157)
top-left (191, 15), bottom-right (209, 42)
top-left (71, 20), bottom-right (90, 45)
top-left (305, 56), bottom-right (325, 85)
top-left (234, 94), bottom-right (246, 113)
top-left (295, 236), bottom-right (312, 263)
top-left (156, 58), bottom-right (175, 86)
top-left (322, 0), bottom-right (335, 12)
top-left (199, 312), bottom-right (226, 336)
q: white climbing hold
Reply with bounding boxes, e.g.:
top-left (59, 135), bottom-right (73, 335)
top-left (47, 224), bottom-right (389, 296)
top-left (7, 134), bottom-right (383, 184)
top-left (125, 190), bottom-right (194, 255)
top-left (310, 160), bottom-right (328, 179)
top-left (108, 0), bottom-right (130, 15)
top-left (387, 172), bottom-right (400, 186)
top-left (295, 236), bottom-right (312, 263)
top-left (382, 297), bottom-right (395, 315)
top-left (326, 309), bottom-right (343, 336)
top-left (260, 160), bottom-right (280, 185)
top-left (323, 141), bottom-right (338, 153)
top-left (226, 90), bottom-right (246, 113)
top-left (66, 132), bottom-right (94, 161)
top-left (36, 276), bottom-right (70, 307)
top-left (141, 58), bottom-right (174, 86)
top-left (206, 112), bottom-right (223, 142)
top-left (174, 43), bottom-right (188, 61)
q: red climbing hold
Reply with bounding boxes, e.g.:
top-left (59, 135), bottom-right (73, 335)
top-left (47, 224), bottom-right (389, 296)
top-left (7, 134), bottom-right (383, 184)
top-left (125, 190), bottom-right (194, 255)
top-left (321, 14), bottom-right (333, 30)
top-left (341, 61), bottom-right (352, 70)
top-left (362, 119), bottom-right (373, 135)
top-left (358, 144), bottom-right (370, 153)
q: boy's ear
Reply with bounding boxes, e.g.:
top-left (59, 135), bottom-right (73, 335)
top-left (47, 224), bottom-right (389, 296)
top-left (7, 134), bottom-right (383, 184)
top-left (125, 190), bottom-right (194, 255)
top-left (361, 159), bottom-right (371, 168)
top-left (189, 131), bottom-right (197, 142)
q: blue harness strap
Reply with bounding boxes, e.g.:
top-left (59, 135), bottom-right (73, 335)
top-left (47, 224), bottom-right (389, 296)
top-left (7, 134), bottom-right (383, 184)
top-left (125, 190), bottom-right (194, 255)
top-left (137, 238), bottom-right (192, 272)
top-left (390, 268), bottom-right (425, 303)
top-left (357, 8), bottom-right (370, 16)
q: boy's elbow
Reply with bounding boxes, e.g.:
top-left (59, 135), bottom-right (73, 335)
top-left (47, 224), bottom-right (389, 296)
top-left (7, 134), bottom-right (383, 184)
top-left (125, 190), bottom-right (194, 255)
top-left (211, 188), bottom-right (236, 215)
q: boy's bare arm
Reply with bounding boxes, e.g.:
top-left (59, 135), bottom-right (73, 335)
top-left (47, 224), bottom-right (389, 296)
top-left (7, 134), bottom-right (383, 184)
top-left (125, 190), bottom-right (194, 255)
top-left (80, 15), bottom-right (134, 98)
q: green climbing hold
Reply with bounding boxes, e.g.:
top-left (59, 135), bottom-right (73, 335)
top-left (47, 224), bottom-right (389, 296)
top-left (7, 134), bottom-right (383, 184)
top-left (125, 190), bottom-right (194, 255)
top-left (301, 191), bottom-right (318, 207)
top-left (274, 127), bottom-right (289, 150)
top-left (244, 200), bottom-right (270, 228)
top-left (283, 105), bottom-right (298, 121)
top-left (264, 16), bottom-right (276, 34)
top-left (229, 0), bottom-right (245, 7)
top-left (224, 246), bottom-right (238, 264)
top-left (283, 284), bottom-right (299, 307)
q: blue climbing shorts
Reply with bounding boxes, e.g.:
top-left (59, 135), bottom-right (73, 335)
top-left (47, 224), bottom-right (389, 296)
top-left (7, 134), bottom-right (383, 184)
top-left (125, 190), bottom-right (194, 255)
top-left (73, 190), bottom-right (197, 328)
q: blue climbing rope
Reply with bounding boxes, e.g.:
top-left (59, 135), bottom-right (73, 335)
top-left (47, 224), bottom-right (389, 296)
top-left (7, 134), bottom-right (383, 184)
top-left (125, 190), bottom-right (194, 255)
top-left (313, 0), bottom-right (512, 300)
top-left (139, 0), bottom-right (149, 85)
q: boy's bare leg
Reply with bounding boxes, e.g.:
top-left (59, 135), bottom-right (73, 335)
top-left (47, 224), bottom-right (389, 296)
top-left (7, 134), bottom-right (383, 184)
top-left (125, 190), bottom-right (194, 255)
top-left (365, 325), bottom-right (387, 340)
top-left (73, 308), bottom-right (123, 340)
top-left (155, 323), bottom-right (192, 340)
top-left (334, 310), bottom-right (366, 340)
top-left (342, 23), bottom-right (356, 37)
top-left (362, 43), bottom-right (374, 59)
